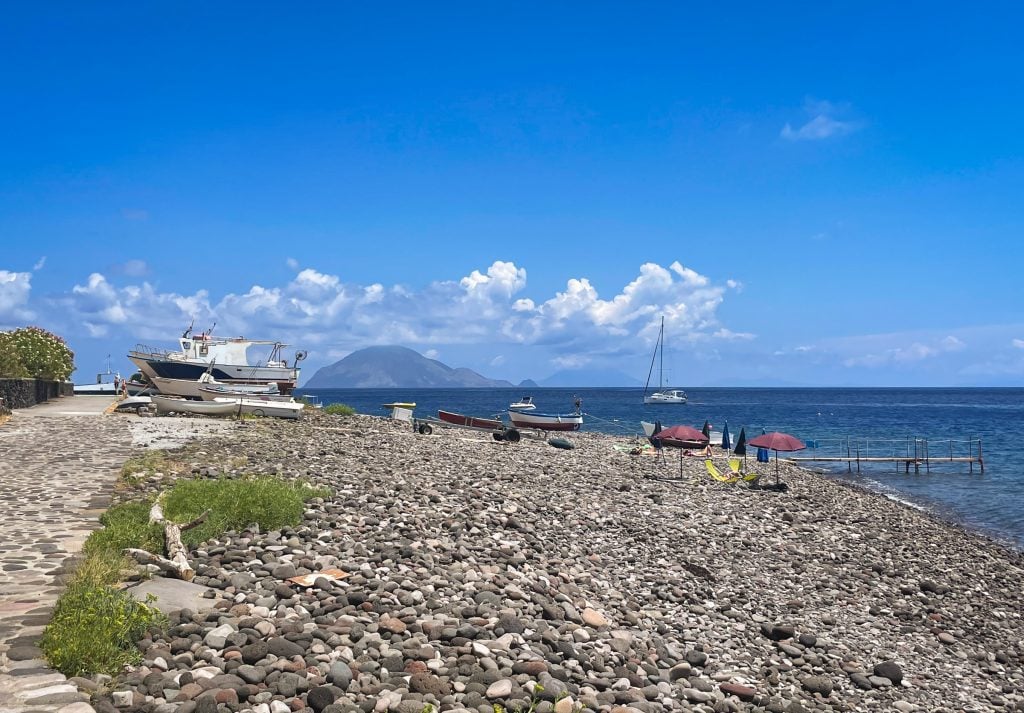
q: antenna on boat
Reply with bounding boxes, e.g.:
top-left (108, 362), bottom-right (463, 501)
top-left (182, 318), bottom-right (194, 339)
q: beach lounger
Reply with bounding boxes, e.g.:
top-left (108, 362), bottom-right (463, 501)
top-left (705, 459), bottom-right (739, 484)
top-left (728, 458), bottom-right (761, 483)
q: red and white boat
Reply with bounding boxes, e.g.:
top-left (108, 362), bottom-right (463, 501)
top-left (507, 408), bottom-right (583, 432)
top-left (437, 410), bottom-right (503, 431)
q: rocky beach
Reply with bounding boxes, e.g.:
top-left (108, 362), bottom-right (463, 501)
top-left (67, 410), bottom-right (1021, 713)
top-left (6, 410), bottom-right (1021, 713)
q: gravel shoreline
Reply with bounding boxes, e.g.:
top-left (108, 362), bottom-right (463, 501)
top-left (97, 412), bottom-right (1024, 713)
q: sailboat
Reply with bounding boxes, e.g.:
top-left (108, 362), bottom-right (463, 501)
top-left (643, 317), bottom-right (687, 404)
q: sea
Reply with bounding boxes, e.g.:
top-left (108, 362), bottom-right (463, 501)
top-left (294, 387), bottom-right (1024, 550)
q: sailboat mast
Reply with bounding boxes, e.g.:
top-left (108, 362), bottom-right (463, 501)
top-left (659, 317), bottom-right (664, 389)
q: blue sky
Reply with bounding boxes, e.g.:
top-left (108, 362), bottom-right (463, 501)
top-left (2, 3), bottom-right (1023, 386)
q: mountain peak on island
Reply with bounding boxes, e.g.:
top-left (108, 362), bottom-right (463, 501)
top-left (304, 345), bottom-right (530, 388)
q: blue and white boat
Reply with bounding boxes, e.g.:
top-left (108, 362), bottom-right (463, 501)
top-left (128, 326), bottom-right (304, 393)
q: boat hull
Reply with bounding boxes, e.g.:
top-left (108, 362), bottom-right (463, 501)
top-left (130, 354), bottom-right (297, 392)
top-left (507, 409), bottom-right (582, 431)
top-left (438, 410), bottom-right (503, 430)
top-left (212, 397), bottom-right (304, 420)
top-left (644, 390), bottom-right (687, 404)
top-left (152, 395), bottom-right (237, 417)
top-left (198, 386), bottom-right (292, 402)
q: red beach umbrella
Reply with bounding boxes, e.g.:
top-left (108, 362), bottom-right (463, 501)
top-left (747, 431), bottom-right (806, 484)
top-left (653, 425), bottom-right (709, 448)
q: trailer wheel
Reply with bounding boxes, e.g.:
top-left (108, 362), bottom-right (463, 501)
top-left (135, 405), bottom-right (147, 415)
top-left (492, 431), bottom-right (504, 441)
top-left (253, 408), bottom-right (265, 417)
top-left (418, 423), bottom-right (433, 435)
top-left (502, 428), bottom-right (521, 443)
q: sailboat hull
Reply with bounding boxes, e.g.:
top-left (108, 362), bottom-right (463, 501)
top-left (644, 390), bottom-right (688, 404)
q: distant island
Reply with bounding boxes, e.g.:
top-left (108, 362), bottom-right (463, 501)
top-left (304, 346), bottom-right (538, 388)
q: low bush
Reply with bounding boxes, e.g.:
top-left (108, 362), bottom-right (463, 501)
top-left (40, 550), bottom-right (164, 678)
top-left (323, 403), bottom-right (355, 416)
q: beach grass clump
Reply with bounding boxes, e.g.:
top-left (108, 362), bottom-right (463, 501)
top-left (40, 549), bottom-right (164, 678)
top-left (84, 501), bottom-right (164, 557)
top-left (323, 402), bottom-right (356, 416)
top-left (42, 474), bottom-right (328, 678)
top-left (162, 476), bottom-right (331, 546)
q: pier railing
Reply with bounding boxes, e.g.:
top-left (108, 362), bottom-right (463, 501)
top-left (788, 436), bottom-right (984, 474)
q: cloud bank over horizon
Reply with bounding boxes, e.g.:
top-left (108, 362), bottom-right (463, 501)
top-left (2, 259), bottom-right (1023, 386)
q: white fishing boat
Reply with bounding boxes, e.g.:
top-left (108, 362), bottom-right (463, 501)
top-left (643, 317), bottom-right (687, 405)
top-left (507, 408), bottom-right (583, 432)
top-left (151, 395), bottom-right (237, 417)
top-left (73, 357), bottom-right (123, 395)
top-left (509, 396), bottom-right (536, 410)
top-left (212, 397), bottom-right (304, 420)
top-left (128, 323), bottom-right (304, 392)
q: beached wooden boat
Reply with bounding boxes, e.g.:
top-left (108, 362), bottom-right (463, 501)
top-left (507, 408), bottom-right (583, 432)
top-left (152, 395), bottom-right (237, 417)
top-left (437, 410), bottom-right (503, 430)
top-left (197, 385), bottom-right (293, 402)
top-left (152, 375), bottom-right (280, 399)
top-left (212, 397), bottom-right (304, 420)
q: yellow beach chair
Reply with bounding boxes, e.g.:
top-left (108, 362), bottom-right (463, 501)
top-left (728, 458), bottom-right (761, 483)
top-left (705, 459), bottom-right (739, 484)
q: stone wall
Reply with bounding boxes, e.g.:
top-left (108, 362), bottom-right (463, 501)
top-left (0, 378), bottom-right (71, 409)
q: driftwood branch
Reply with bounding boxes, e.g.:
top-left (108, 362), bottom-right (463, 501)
top-left (124, 496), bottom-right (209, 581)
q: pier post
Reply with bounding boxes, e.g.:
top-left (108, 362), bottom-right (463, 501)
top-left (846, 437), bottom-right (852, 473)
top-left (925, 439), bottom-right (930, 474)
top-left (969, 439), bottom-right (973, 474)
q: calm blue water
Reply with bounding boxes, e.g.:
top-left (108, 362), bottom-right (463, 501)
top-left (295, 387), bottom-right (1024, 549)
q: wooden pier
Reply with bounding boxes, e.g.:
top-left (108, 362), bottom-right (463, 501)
top-left (785, 436), bottom-right (983, 474)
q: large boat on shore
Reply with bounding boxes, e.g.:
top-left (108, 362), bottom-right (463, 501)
top-left (128, 325), bottom-right (304, 394)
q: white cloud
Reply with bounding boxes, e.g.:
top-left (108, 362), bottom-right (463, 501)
top-left (286, 257), bottom-right (299, 270)
top-left (0, 270), bottom-right (34, 324)
top-left (840, 333), bottom-right (971, 368)
top-left (122, 259), bottom-right (149, 277)
top-left (490, 355), bottom-right (505, 366)
top-left (1012, 338), bottom-right (1024, 349)
top-left (423, 349), bottom-right (440, 360)
top-left (48, 260), bottom-right (741, 369)
top-left (33, 256), bottom-right (46, 271)
top-left (552, 354), bottom-right (590, 369)
top-left (781, 99), bottom-right (860, 141)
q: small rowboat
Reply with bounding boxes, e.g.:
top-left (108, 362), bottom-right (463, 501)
top-left (212, 397), bottom-right (305, 420)
top-left (507, 408), bottom-right (583, 432)
top-left (197, 385), bottom-right (293, 402)
top-left (152, 395), bottom-right (237, 417)
top-left (438, 410), bottom-right (503, 430)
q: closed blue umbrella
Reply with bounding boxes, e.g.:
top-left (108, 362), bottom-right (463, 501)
top-left (757, 427), bottom-right (770, 463)
top-left (721, 420), bottom-right (731, 450)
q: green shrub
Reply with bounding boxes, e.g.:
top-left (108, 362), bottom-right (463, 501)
top-left (40, 550), bottom-right (164, 678)
top-left (323, 403), bottom-right (355, 416)
top-left (163, 476), bottom-right (330, 546)
top-left (1, 326), bottom-right (74, 380)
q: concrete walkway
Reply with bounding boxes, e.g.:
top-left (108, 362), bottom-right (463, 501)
top-left (0, 396), bottom-right (126, 712)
